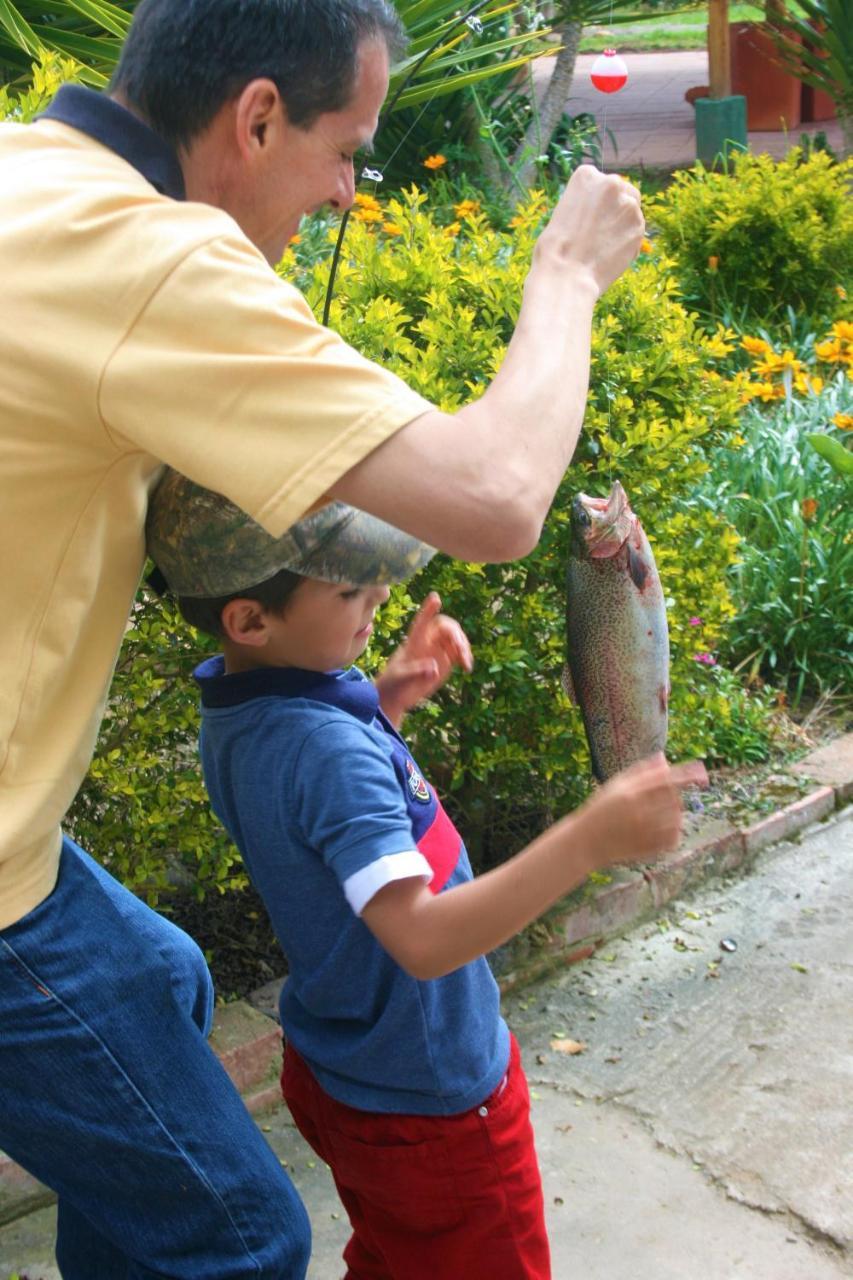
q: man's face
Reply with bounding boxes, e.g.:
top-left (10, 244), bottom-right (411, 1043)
top-left (247, 36), bottom-right (389, 264)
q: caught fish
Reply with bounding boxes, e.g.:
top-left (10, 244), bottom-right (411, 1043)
top-left (563, 481), bottom-right (669, 782)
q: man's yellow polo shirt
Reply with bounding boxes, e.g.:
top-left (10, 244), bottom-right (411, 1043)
top-left (0, 106), bottom-right (432, 929)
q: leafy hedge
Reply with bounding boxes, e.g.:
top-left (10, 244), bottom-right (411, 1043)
top-left (647, 148), bottom-right (853, 332)
top-left (292, 190), bottom-right (761, 865)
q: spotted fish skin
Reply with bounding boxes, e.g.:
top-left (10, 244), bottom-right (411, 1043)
top-left (564, 481), bottom-right (669, 782)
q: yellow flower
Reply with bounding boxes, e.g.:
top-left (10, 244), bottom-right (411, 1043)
top-left (754, 349), bottom-right (801, 379)
top-left (833, 412), bottom-right (853, 431)
top-left (508, 214), bottom-right (524, 229)
top-left (741, 335), bottom-right (772, 358)
top-left (352, 207), bottom-right (384, 224)
top-left (443, 221), bottom-right (461, 238)
top-left (832, 321), bottom-right (853, 342)
top-left (739, 382), bottom-right (771, 403)
top-left (706, 333), bottom-right (734, 358)
top-left (640, 237), bottom-right (653, 254)
top-left (423, 154), bottom-right (447, 170)
top-left (815, 338), bottom-right (844, 362)
top-left (354, 192), bottom-right (381, 211)
top-left (749, 381), bottom-right (782, 402)
top-left (801, 498), bottom-right (818, 520)
top-left (288, 234), bottom-right (301, 245)
top-left (382, 222), bottom-right (403, 236)
top-left (453, 199), bottom-right (481, 219)
top-left (707, 255), bottom-right (719, 272)
top-left (836, 285), bottom-right (847, 301)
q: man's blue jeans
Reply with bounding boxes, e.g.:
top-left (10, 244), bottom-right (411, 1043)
top-left (0, 838), bottom-right (311, 1278)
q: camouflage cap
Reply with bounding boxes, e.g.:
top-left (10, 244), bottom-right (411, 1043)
top-left (145, 469), bottom-right (436, 598)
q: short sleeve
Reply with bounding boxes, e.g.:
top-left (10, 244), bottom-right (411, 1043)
top-left (291, 717), bottom-right (429, 898)
top-left (99, 233), bottom-right (433, 537)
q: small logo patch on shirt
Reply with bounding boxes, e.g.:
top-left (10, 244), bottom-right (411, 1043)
top-left (406, 758), bottom-right (430, 803)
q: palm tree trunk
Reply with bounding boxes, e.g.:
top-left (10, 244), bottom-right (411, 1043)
top-left (840, 108), bottom-right (853, 159)
top-left (512, 21), bottom-right (584, 190)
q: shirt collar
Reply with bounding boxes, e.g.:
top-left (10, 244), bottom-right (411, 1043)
top-left (39, 84), bottom-right (185, 200)
top-left (194, 656), bottom-right (381, 725)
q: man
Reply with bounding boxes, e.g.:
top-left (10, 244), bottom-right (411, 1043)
top-left (0, 0), bottom-right (644, 1275)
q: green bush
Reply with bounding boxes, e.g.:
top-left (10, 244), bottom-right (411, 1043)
top-left (294, 190), bottom-right (760, 863)
top-left (648, 149), bottom-right (853, 334)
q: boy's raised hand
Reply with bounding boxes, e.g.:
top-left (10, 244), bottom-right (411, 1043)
top-left (375, 592), bottom-right (473, 728)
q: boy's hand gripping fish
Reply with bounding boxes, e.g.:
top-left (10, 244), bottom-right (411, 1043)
top-left (563, 481), bottom-right (669, 782)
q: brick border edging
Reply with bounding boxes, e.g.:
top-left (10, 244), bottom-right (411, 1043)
top-left (2, 742), bottom-right (851, 1226)
top-left (496, 782), bottom-right (840, 994)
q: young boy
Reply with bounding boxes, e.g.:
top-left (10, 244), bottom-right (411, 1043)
top-left (147, 471), bottom-right (705, 1280)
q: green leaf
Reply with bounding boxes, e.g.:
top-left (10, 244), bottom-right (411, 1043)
top-left (807, 433), bottom-right (853, 477)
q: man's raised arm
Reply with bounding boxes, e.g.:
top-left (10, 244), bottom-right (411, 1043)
top-left (330, 164), bottom-right (644, 563)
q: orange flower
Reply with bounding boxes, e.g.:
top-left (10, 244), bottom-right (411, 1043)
top-left (708, 255), bottom-right (719, 272)
top-left (423, 154), bottom-right (447, 170)
top-left (833, 412), bottom-right (853, 431)
top-left (640, 237), bottom-right (653, 254)
top-left (836, 285), bottom-right (848, 301)
top-left (382, 222), bottom-right (403, 236)
top-left (454, 199), bottom-right (481, 219)
top-left (801, 498), bottom-right (817, 520)
top-left (288, 234), bottom-right (301, 245)
top-left (354, 192), bottom-right (381, 211)
top-left (443, 221), bottom-right (461, 238)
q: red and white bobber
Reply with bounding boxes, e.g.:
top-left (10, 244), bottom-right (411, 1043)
top-left (590, 49), bottom-right (628, 94)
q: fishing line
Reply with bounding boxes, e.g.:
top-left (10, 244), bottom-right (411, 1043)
top-left (322, 0), bottom-right (496, 327)
top-left (592, 0), bottom-right (620, 489)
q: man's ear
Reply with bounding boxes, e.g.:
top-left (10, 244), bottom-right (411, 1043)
top-left (220, 598), bottom-right (272, 647)
top-left (233, 77), bottom-right (285, 159)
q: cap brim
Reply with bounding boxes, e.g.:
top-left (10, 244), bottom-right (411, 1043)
top-left (146, 471), bottom-right (436, 598)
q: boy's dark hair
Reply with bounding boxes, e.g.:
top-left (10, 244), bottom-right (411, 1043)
top-left (111, 0), bottom-right (406, 149)
top-left (178, 566), bottom-right (304, 638)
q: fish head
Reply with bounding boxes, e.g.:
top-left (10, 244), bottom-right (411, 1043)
top-left (570, 481), bottom-right (636, 561)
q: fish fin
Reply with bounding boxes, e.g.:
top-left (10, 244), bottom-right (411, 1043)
top-left (560, 662), bottom-right (577, 704)
top-left (627, 542), bottom-right (648, 591)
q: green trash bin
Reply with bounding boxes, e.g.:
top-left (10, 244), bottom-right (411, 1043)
top-left (694, 95), bottom-right (748, 167)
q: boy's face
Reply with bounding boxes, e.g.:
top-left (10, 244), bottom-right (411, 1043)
top-left (260, 578), bottom-right (391, 672)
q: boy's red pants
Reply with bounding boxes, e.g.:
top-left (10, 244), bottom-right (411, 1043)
top-left (281, 1032), bottom-right (551, 1280)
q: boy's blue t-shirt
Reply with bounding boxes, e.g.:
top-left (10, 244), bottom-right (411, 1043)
top-left (195, 657), bottom-right (509, 1116)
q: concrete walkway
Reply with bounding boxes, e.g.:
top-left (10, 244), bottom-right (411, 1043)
top-left (533, 50), bottom-right (844, 170)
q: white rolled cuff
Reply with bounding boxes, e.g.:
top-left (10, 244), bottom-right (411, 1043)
top-left (343, 850), bottom-right (434, 916)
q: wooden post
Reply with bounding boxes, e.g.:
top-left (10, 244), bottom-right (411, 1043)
top-left (708, 0), bottom-right (732, 99)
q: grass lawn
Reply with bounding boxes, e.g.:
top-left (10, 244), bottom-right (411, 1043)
top-left (579, 3), bottom-right (774, 52)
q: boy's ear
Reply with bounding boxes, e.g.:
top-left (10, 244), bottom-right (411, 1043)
top-left (220, 598), bottom-right (272, 647)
